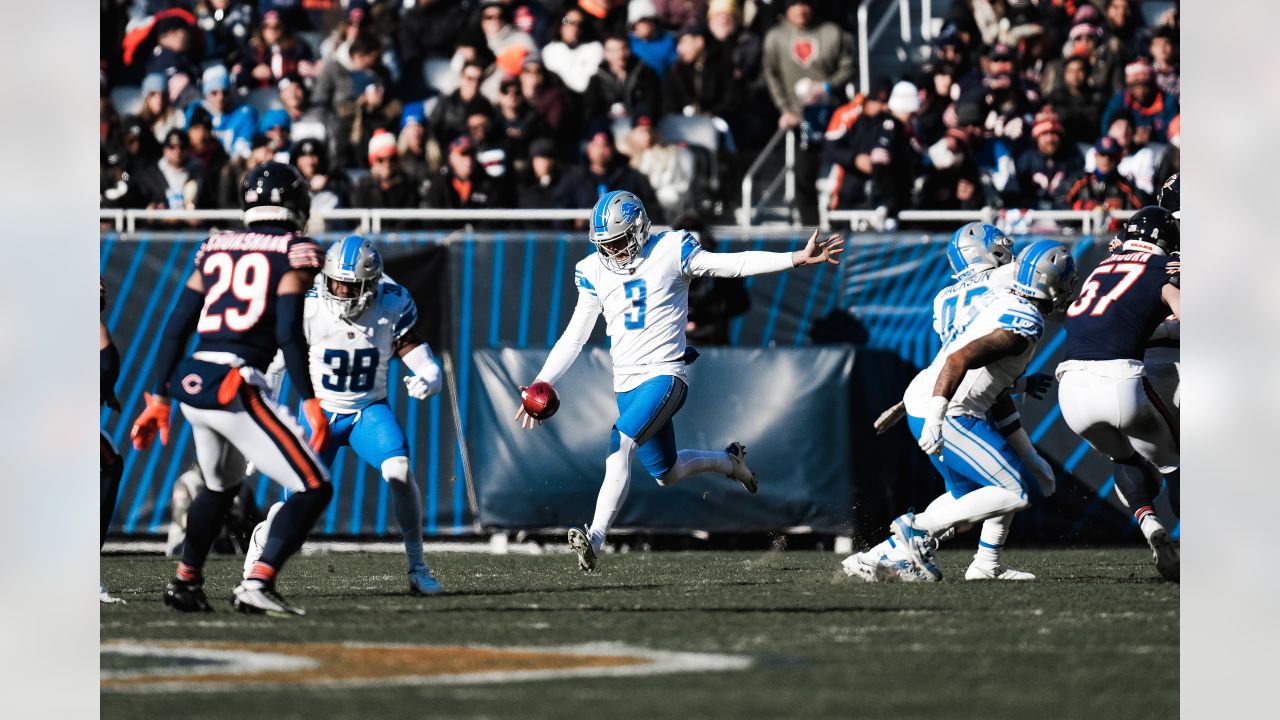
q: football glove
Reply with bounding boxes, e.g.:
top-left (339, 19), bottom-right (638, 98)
top-left (1014, 373), bottom-right (1053, 400)
top-left (404, 373), bottom-right (441, 400)
top-left (131, 393), bottom-right (172, 450)
top-left (917, 396), bottom-right (949, 456)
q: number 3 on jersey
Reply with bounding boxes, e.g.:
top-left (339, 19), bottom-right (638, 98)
top-left (1066, 262), bottom-right (1144, 318)
top-left (196, 252), bottom-right (270, 333)
top-left (623, 279), bottom-right (647, 329)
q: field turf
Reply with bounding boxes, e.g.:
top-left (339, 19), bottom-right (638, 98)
top-left (101, 548), bottom-right (1177, 719)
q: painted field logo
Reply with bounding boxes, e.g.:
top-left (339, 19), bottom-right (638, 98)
top-left (101, 641), bottom-right (750, 693)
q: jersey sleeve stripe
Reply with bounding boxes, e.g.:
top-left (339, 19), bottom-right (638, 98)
top-left (574, 271), bottom-right (598, 296)
top-left (679, 234), bottom-right (700, 272)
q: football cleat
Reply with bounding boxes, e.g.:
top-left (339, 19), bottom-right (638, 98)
top-left (567, 526), bottom-right (598, 573)
top-left (100, 580), bottom-right (126, 605)
top-left (725, 443), bottom-right (758, 494)
top-left (841, 552), bottom-right (881, 581)
top-left (876, 557), bottom-right (940, 582)
top-left (232, 580), bottom-right (305, 616)
top-left (890, 512), bottom-right (941, 580)
top-left (164, 577), bottom-right (213, 613)
top-left (964, 560), bottom-right (1036, 581)
top-left (1146, 527), bottom-right (1179, 582)
top-left (407, 564), bottom-right (446, 595)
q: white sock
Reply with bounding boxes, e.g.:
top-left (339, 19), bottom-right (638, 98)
top-left (657, 449), bottom-right (732, 486)
top-left (588, 434), bottom-right (637, 551)
top-left (914, 487), bottom-right (1028, 535)
top-left (976, 513), bottom-right (1014, 565)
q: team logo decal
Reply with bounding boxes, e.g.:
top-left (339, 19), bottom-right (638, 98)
top-left (101, 641), bottom-right (751, 692)
top-left (619, 201), bottom-right (640, 224)
top-left (181, 374), bottom-right (203, 394)
top-left (791, 37), bottom-right (817, 67)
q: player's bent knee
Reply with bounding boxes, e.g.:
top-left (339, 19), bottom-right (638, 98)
top-left (381, 456), bottom-right (412, 487)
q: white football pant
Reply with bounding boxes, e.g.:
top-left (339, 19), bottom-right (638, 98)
top-left (1056, 359), bottom-right (1178, 469)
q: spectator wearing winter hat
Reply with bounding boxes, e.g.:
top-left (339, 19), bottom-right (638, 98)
top-left (1041, 21), bottom-right (1120, 99)
top-left (258, 108), bottom-right (293, 162)
top-left (584, 33), bottom-right (664, 123)
top-left (557, 127), bottom-right (664, 223)
top-left (1101, 58), bottom-right (1178, 144)
top-left (397, 103), bottom-right (433, 183)
top-left (139, 73), bottom-right (187, 143)
top-left (629, 0), bottom-right (679, 77)
top-left (624, 110), bottom-right (696, 219)
top-left (1015, 109), bottom-right (1082, 209)
top-left (467, 111), bottom-right (516, 204)
top-left (825, 75), bottom-right (891, 211)
top-left (495, 76), bottom-right (548, 167)
top-left (133, 128), bottom-right (204, 211)
top-left (184, 107), bottom-right (229, 210)
top-left (1062, 135), bottom-right (1143, 214)
top-left (430, 62), bottom-right (497, 151)
top-left (1098, 111), bottom-right (1168, 198)
top-left (344, 77), bottom-right (405, 170)
top-left (290, 137), bottom-right (351, 229)
top-left (1149, 26), bottom-right (1179, 98)
top-left (421, 135), bottom-right (503, 228)
top-left (186, 65), bottom-right (258, 159)
top-left (144, 16), bottom-right (200, 95)
top-left (865, 81), bottom-right (922, 216)
top-left (763, 0), bottom-right (856, 224)
top-left (1044, 55), bottom-right (1102, 148)
top-left (519, 57), bottom-right (573, 145)
top-left (663, 22), bottom-right (735, 119)
top-left (276, 73), bottom-right (327, 141)
top-left (235, 10), bottom-right (317, 90)
top-left (354, 131), bottom-right (422, 227)
top-left (516, 137), bottom-right (570, 214)
top-left (543, 6), bottom-right (605, 95)
top-left (481, 1), bottom-right (540, 66)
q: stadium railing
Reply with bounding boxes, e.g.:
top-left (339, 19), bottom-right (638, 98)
top-left (100, 207), bottom-right (1138, 235)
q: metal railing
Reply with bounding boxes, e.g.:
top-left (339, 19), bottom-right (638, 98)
top-left (100, 207), bottom-right (593, 235)
top-left (827, 207), bottom-right (1137, 233)
top-left (737, 127), bottom-right (796, 227)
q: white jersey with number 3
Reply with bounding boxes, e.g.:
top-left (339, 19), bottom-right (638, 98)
top-left (303, 278), bottom-right (418, 413)
top-left (906, 289), bottom-right (1045, 418)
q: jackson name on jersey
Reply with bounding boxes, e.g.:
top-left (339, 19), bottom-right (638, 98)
top-left (932, 263), bottom-right (1017, 342)
top-left (304, 278), bottom-right (418, 412)
top-left (906, 288), bottom-right (1045, 418)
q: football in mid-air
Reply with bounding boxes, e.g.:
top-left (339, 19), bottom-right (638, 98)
top-left (522, 381), bottom-right (560, 420)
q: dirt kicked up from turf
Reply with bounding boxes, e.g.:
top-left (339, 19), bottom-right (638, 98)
top-left (101, 548), bottom-right (1178, 720)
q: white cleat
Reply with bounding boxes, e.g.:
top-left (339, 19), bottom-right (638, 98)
top-left (1147, 527), bottom-right (1179, 582)
top-left (889, 513), bottom-right (943, 581)
top-left (99, 580), bottom-right (126, 604)
top-left (725, 442), bottom-right (758, 494)
top-left (408, 564), bottom-right (446, 595)
top-left (231, 580), bottom-right (305, 616)
top-left (567, 526), bottom-right (598, 573)
top-left (242, 502), bottom-right (283, 581)
top-left (964, 560), bottom-right (1036, 581)
top-left (841, 552), bottom-right (880, 581)
top-left (876, 557), bottom-right (939, 582)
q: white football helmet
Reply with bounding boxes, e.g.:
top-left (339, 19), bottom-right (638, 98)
top-left (322, 235), bottom-right (383, 320)
top-left (589, 190), bottom-right (651, 273)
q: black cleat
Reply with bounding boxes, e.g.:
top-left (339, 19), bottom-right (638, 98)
top-left (164, 578), bottom-right (214, 613)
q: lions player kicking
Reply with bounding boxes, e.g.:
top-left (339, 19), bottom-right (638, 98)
top-left (1057, 206), bottom-right (1180, 581)
top-left (515, 190), bottom-right (843, 572)
top-left (244, 235), bottom-right (447, 594)
top-left (131, 162), bottom-right (334, 616)
top-left (886, 240), bottom-right (1077, 581)
top-left (848, 224), bottom-right (1056, 582)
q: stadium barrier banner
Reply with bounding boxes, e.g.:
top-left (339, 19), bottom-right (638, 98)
top-left (101, 230), bottom-right (1167, 542)
top-left (466, 347), bottom-right (856, 533)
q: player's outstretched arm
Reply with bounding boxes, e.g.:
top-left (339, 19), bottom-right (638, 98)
top-left (686, 229), bottom-right (844, 278)
top-left (514, 291), bottom-right (601, 430)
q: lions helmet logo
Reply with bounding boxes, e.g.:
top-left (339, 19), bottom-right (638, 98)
top-left (619, 201), bottom-right (640, 224)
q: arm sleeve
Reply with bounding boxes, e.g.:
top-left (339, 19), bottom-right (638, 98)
top-left (151, 286), bottom-right (205, 396)
top-left (275, 292), bottom-right (316, 400)
top-left (535, 290), bottom-right (602, 386)
top-left (684, 245), bottom-right (795, 279)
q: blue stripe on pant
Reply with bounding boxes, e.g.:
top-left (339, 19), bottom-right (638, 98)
top-left (612, 375), bottom-right (688, 478)
top-left (298, 400), bottom-right (410, 469)
top-left (907, 413), bottom-right (1026, 498)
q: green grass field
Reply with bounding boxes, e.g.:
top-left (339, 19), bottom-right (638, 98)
top-left (101, 548), bottom-right (1177, 720)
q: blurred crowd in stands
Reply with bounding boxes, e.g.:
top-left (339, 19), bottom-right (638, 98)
top-left (100, 0), bottom-right (1179, 230)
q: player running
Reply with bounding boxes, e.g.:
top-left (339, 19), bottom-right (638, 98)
top-left (848, 224), bottom-right (1056, 582)
top-left (515, 190), bottom-right (843, 572)
top-left (100, 281), bottom-right (125, 604)
top-left (131, 161), bottom-right (334, 616)
top-left (1056, 206), bottom-right (1180, 581)
top-left (880, 240), bottom-right (1076, 582)
top-left (243, 235), bottom-right (447, 595)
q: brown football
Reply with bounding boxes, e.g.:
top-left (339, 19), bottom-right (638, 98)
top-left (522, 381), bottom-right (560, 420)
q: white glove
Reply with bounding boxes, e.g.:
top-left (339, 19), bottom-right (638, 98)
top-left (403, 371), bottom-right (441, 400)
top-left (918, 396), bottom-right (949, 455)
top-left (1007, 427), bottom-right (1055, 496)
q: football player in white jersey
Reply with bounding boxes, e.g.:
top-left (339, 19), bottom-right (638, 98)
top-left (515, 190), bottom-right (844, 572)
top-left (247, 235), bottom-right (447, 594)
top-left (860, 240), bottom-right (1076, 582)
top-left (849, 224), bottom-right (1056, 582)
